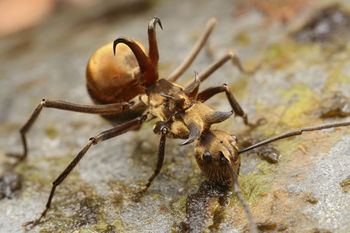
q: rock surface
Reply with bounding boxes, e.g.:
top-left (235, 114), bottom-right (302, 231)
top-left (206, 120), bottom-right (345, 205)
top-left (0, 0), bottom-right (350, 232)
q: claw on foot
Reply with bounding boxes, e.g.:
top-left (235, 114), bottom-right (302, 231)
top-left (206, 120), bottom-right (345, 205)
top-left (132, 189), bottom-right (146, 202)
top-left (245, 117), bottom-right (267, 128)
top-left (22, 209), bottom-right (47, 229)
top-left (22, 219), bottom-right (38, 230)
top-left (6, 152), bottom-right (24, 160)
top-left (5, 152), bottom-right (25, 167)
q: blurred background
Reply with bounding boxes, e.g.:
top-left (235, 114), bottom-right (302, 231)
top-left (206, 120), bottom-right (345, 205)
top-left (0, 0), bottom-right (150, 37)
top-left (0, 0), bottom-right (317, 37)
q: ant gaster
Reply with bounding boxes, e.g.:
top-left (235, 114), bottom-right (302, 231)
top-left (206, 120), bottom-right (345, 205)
top-left (8, 17), bottom-right (350, 232)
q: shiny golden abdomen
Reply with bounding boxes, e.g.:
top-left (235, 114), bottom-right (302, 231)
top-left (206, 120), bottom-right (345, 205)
top-left (86, 41), bottom-right (147, 104)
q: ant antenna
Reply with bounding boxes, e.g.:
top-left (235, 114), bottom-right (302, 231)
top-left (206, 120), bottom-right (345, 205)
top-left (238, 121), bottom-right (350, 154)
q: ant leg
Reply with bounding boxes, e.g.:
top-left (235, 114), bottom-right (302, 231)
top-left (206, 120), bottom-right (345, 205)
top-left (167, 18), bottom-right (217, 82)
top-left (133, 125), bottom-right (169, 201)
top-left (238, 121), bottom-right (350, 154)
top-left (22, 116), bottom-right (147, 229)
top-left (148, 17), bottom-right (163, 67)
top-left (196, 84), bottom-right (253, 126)
top-left (7, 99), bottom-right (132, 161)
top-left (227, 163), bottom-right (258, 233)
top-left (184, 51), bottom-right (258, 90)
top-left (197, 51), bottom-right (258, 83)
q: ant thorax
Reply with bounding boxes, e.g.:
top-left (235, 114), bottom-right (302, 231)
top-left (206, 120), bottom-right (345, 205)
top-left (142, 79), bottom-right (192, 121)
top-left (142, 78), bottom-right (237, 147)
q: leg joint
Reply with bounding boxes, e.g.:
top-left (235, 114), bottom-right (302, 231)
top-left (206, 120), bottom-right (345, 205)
top-left (227, 51), bottom-right (236, 59)
top-left (89, 137), bottom-right (97, 144)
top-left (222, 83), bottom-right (229, 91)
top-left (161, 125), bottom-right (169, 135)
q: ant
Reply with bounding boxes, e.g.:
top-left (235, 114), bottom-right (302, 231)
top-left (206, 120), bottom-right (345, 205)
top-left (6, 17), bottom-right (350, 232)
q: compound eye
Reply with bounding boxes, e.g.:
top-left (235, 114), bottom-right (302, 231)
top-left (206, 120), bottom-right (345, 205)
top-left (203, 151), bottom-right (212, 163)
top-left (231, 134), bottom-right (237, 141)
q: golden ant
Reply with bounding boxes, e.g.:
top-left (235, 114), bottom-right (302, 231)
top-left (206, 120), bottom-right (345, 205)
top-left (6, 17), bottom-right (350, 232)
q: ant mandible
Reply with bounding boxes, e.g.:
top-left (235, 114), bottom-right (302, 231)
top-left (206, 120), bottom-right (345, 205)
top-left (7, 17), bottom-right (350, 232)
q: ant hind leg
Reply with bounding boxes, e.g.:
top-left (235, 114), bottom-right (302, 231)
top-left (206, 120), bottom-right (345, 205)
top-left (7, 99), bottom-right (131, 163)
top-left (22, 116), bottom-right (146, 229)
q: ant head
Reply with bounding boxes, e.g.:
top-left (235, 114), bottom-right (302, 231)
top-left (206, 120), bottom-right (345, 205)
top-left (194, 130), bottom-right (240, 184)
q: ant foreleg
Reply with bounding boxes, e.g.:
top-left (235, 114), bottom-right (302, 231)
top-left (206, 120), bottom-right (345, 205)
top-left (198, 51), bottom-right (258, 84)
top-left (7, 99), bottom-right (132, 162)
top-left (183, 51), bottom-right (259, 91)
top-left (22, 116), bottom-right (146, 229)
top-left (167, 18), bottom-right (217, 82)
top-left (133, 125), bottom-right (169, 201)
top-left (196, 84), bottom-right (255, 127)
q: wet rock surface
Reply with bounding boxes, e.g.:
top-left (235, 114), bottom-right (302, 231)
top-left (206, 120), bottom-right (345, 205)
top-left (292, 4), bottom-right (350, 44)
top-left (0, 171), bottom-right (22, 200)
top-left (0, 0), bottom-right (350, 232)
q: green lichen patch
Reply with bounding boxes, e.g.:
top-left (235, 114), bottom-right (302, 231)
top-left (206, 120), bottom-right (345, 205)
top-left (220, 74), bottom-right (349, 231)
top-left (0, 122), bottom-right (22, 135)
top-left (250, 82), bottom-right (323, 144)
top-left (170, 196), bottom-right (187, 219)
top-left (239, 161), bottom-right (276, 204)
top-left (323, 67), bottom-right (350, 93)
top-left (263, 39), bottom-right (321, 70)
top-left (277, 83), bottom-right (320, 128)
top-left (233, 31), bottom-right (251, 46)
top-left (229, 75), bottom-right (248, 99)
top-left (44, 123), bottom-right (60, 139)
top-left (232, 127), bottom-right (345, 232)
top-left (106, 180), bottom-right (127, 209)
